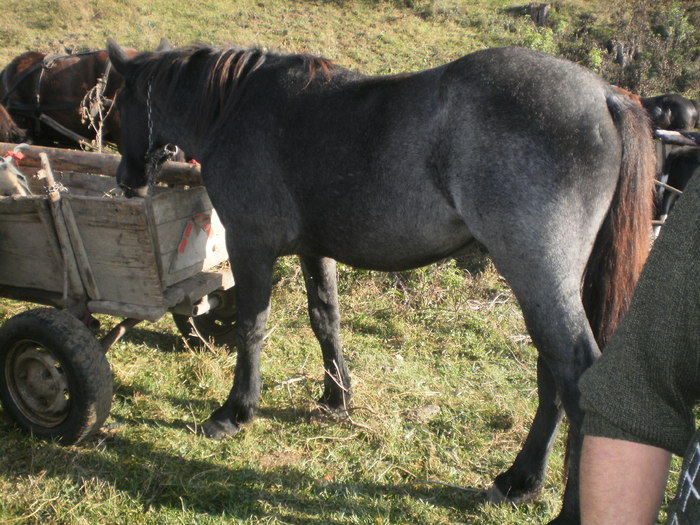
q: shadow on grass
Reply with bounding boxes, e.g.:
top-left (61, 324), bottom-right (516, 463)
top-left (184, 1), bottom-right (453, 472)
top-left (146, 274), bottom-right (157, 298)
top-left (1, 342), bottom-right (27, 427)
top-left (110, 380), bottom-right (316, 434)
top-left (0, 415), bottom-right (488, 524)
top-left (111, 325), bottom-right (185, 352)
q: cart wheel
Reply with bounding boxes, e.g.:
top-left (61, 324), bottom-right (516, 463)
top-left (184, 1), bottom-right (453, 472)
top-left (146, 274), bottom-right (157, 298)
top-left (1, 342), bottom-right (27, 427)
top-left (172, 287), bottom-right (237, 349)
top-left (0, 308), bottom-right (112, 444)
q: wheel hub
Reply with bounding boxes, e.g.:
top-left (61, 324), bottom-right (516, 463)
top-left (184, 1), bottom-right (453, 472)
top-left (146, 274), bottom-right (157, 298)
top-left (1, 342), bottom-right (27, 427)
top-left (7, 344), bottom-right (69, 427)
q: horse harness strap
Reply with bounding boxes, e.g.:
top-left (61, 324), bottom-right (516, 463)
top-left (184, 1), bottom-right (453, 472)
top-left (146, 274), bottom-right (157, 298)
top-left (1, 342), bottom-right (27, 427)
top-left (3, 52), bottom-right (116, 144)
top-left (1, 59), bottom-right (44, 107)
top-left (3, 55), bottom-right (82, 124)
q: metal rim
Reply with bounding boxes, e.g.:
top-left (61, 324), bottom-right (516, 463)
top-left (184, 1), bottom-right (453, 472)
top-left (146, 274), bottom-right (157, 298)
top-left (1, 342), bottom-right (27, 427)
top-left (4, 339), bottom-right (70, 428)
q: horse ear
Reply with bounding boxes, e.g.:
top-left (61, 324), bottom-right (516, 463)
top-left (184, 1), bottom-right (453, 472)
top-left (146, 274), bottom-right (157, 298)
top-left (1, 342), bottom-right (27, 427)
top-left (156, 38), bottom-right (172, 52)
top-left (107, 38), bottom-right (134, 76)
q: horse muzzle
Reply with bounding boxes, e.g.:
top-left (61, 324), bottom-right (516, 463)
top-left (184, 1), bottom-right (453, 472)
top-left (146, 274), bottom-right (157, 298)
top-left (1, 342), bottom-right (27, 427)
top-left (116, 160), bottom-right (149, 198)
top-left (120, 183), bottom-right (149, 198)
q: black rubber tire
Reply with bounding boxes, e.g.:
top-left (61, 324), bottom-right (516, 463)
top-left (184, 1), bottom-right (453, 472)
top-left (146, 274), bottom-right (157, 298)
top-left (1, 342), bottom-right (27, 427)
top-left (0, 308), bottom-right (112, 444)
top-left (172, 287), bottom-right (237, 350)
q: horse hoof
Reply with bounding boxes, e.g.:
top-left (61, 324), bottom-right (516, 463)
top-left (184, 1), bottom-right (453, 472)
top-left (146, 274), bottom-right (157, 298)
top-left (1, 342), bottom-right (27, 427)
top-left (202, 417), bottom-right (240, 439)
top-left (488, 468), bottom-right (544, 505)
top-left (485, 484), bottom-right (508, 504)
top-left (309, 403), bottom-right (348, 423)
top-left (317, 392), bottom-right (351, 413)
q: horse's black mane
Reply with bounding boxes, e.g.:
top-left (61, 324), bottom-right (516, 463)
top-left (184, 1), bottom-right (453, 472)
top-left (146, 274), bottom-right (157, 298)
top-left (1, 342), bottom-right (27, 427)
top-left (132, 44), bottom-right (336, 135)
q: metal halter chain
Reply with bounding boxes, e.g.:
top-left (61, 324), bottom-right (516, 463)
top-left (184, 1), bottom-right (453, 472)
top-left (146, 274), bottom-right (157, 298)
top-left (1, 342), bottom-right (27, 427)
top-left (146, 79), bottom-right (155, 153)
top-left (144, 79), bottom-right (180, 189)
top-left (144, 79), bottom-right (166, 187)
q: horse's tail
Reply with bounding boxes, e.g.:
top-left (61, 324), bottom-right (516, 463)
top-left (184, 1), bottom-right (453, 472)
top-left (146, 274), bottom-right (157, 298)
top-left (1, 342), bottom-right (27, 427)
top-left (582, 91), bottom-right (655, 348)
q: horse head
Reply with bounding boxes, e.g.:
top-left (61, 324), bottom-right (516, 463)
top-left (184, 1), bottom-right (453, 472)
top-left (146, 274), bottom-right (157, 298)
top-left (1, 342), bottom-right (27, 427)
top-left (108, 38), bottom-right (176, 197)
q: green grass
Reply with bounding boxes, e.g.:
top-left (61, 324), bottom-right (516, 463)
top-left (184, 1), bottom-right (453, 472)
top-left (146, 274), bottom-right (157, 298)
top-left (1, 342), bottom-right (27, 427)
top-left (0, 1), bottom-right (695, 523)
top-left (1, 0), bottom-right (697, 95)
top-left (0, 258), bottom-right (682, 524)
top-left (0, 258), bottom-right (570, 524)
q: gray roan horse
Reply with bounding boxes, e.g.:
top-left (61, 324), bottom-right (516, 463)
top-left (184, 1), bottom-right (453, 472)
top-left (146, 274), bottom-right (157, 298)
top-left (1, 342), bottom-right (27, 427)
top-left (107, 39), bottom-right (655, 524)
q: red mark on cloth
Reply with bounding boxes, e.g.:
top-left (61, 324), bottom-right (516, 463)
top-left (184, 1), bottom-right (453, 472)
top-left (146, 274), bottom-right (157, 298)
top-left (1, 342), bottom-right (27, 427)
top-left (193, 213), bottom-right (213, 238)
top-left (177, 214), bottom-right (212, 253)
top-left (3, 151), bottom-right (25, 163)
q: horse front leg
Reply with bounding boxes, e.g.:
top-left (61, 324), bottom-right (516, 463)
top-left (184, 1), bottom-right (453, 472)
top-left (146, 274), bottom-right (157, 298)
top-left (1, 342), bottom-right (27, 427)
top-left (202, 254), bottom-right (275, 439)
top-left (300, 256), bottom-right (352, 411)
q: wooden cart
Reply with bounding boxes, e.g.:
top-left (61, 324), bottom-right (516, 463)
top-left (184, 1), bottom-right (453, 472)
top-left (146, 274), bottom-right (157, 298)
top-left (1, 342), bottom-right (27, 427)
top-left (0, 142), bottom-right (235, 444)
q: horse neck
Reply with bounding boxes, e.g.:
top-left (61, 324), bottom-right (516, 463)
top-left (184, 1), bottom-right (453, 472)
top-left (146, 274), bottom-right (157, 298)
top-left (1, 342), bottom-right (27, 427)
top-left (152, 103), bottom-right (203, 159)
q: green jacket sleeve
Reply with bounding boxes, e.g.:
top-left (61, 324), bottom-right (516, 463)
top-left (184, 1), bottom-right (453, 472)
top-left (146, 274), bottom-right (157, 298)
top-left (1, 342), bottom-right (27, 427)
top-left (579, 171), bottom-right (700, 457)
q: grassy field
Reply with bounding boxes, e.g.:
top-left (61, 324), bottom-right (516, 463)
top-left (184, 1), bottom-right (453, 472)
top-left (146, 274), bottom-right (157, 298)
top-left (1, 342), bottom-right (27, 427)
top-left (1, 0), bottom-right (698, 95)
top-left (0, 1), bottom-right (696, 524)
top-left (0, 257), bottom-right (568, 524)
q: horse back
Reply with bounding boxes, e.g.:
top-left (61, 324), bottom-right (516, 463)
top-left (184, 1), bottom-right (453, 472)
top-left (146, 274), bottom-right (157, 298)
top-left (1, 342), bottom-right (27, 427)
top-left (208, 48), bottom-right (629, 271)
top-left (0, 51), bottom-right (46, 104)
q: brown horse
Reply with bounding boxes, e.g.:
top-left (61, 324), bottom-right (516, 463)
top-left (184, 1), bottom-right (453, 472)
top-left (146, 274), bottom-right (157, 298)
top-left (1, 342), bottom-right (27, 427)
top-left (0, 44), bottom-right (168, 148)
top-left (0, 103), bottom-right (26, 143)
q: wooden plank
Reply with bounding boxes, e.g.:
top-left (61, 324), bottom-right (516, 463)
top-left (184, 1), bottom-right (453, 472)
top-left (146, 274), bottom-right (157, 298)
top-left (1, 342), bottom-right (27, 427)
top-left (154, 208), bottom-right (226, 251)
top-left (1, 143), bottom-right (121, 175)
top-left (68, 227), bottom-right (164, 306)
top-left (148, 186), bottom-right (228, 287)
top-left (143, 192), bottom-right (166, 288)
top-left (167, 268), bottom-right (235, 315)
top-left (53, 171), bottom-right (117, 195)
top-left (150, 186), bottom-right (212, 224)
top-left (64, 194), bottom-right (165, 306)
top-left (65, 195), bottom-right (148, 228)
top-left (34, 203), bottom-right (65, 273)
top-left (0, 197), bottom-right (45, 215)
top-left (42, 153), bottom-right (86, 302)
top-left (0, 253), bottom-right (63, 292)
top-left (19, 167), bottom-right (118, 196)
top-left (0, 142), bottom-right (202, 185)
top-left (61, 199), bottom-right (102, 300)
top-left (87, 300), bottom-right (167, 321)
top-left (0, 198), bottom-right (67, 293)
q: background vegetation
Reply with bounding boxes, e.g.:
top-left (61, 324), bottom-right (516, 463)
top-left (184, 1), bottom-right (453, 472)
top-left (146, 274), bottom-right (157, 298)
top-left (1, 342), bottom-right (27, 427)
top-left (1, 0), bottom-right (698, 97)
top-left (0, 1), bottom-right (697, 524)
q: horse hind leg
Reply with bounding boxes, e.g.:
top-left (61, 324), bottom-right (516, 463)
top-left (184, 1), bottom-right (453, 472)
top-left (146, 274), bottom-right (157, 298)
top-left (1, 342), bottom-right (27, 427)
top-left (487, 356), bottom-right (564, 504)
top-left (300, 255), bottom-right (352, 411)
top-left (484, 258), bottom-right (600, 524)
